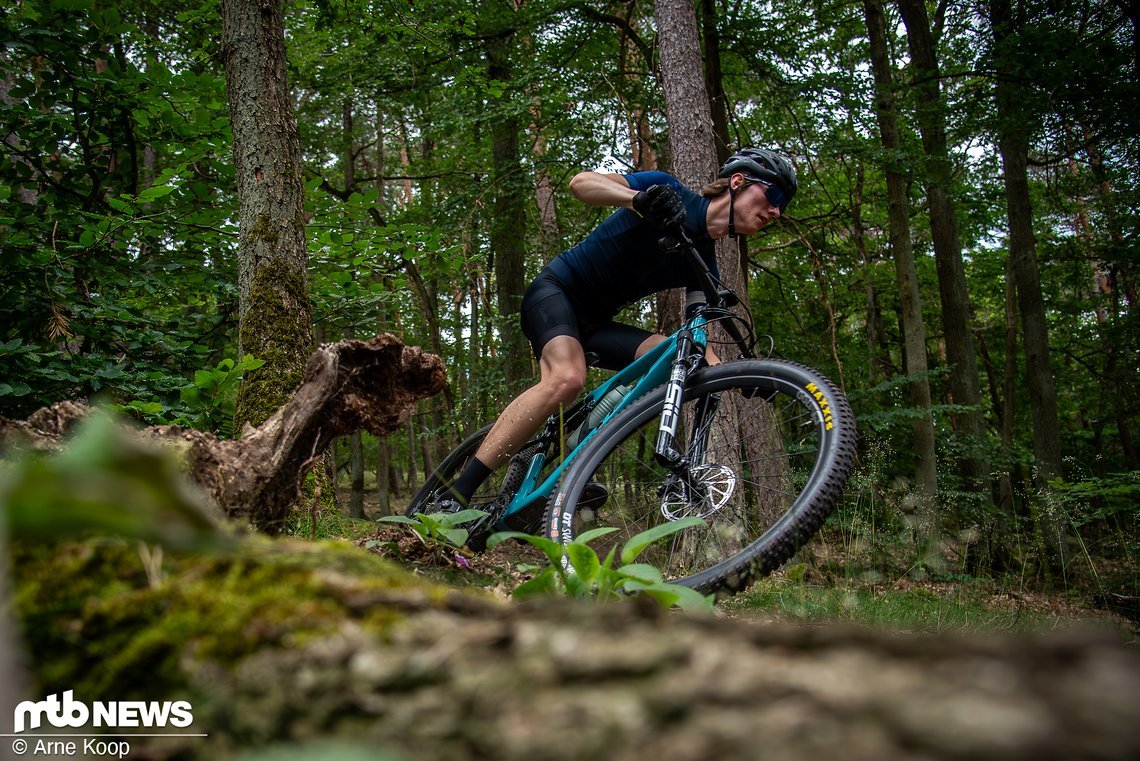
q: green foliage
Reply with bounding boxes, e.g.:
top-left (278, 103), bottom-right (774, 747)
top-left (118, 355), bottom-right (265, 435)
top-left (1050, 471), bottom-right (1140, 557)
top-left (720, 577), bottom-right (1100, 635)
top-left (0, 0), bottom-right (237, 419)
top-left (379, 509), bottom-right (489, 552)
top-left (487, 517), bottom-right (714, 611)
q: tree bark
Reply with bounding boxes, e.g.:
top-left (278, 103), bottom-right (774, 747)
top-left (699, 0), bottom-right (732, 163)
top-left (0, 337), bottom-right (446, 530)
top-left (487, 13), bottom-right (531, 390)
top-left (654, 0), bottom-right (743, 307)
top-left (988, 0), bottom-right (1067, 568)
top-left (9, 535), bottom-right (1140, 761)
top-left (896, 0), bottom-right (990, 511)
top-left (863, 0), bottom-right (938, 500)
top-left (221, 0), bottom-right (313, 432)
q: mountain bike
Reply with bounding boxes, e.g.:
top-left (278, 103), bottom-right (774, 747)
top-left (407, 229), bottom-right (857, 597)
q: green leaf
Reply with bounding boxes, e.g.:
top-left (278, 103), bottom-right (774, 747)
top-left (440, 528), bottom-right (468, 547)
top-left (623, 583), bottom-right (681, 608)
top-left (564, 569), bottom-right (590, 598)
top-left (487, 531), bottom-right (565, 568)
top-left (378, 515), bottom-right (418, 525)
top-left (0, 383), bottom-right (33, 397)
top-left (511, 569), bottom-right (557, 600)
top-left (138, 184), bottom-right (175, 202)
top-left (616, 563), bottom-right (663, 584)
top-left (573, 526), bottom-right (620, 545)
top-left (433, 508), bottom-right (487, 527)
top-left (566, 542), bottom-right (600, 585)
top-left (620, 517), bottom-right (706, 566)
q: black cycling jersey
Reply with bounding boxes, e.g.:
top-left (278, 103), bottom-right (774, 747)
top-left (547, 171), bottom-right (718, 325)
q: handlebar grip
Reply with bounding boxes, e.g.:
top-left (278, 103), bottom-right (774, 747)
top-left (657, 235), bottom-right (685, 255)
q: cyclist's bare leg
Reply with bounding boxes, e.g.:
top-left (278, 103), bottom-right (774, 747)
top-left (473, 335), bottom-right (587, 469)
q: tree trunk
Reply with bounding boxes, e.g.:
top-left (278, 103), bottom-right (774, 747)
top-left (896, 0), bottom-right (990, 513)
top-left (654, 0), bottom-right (742, 300)
top-left (531, 102), bottom-right (560, 262)
top-left (988, 0), bottom-right (1067, 569)
top-left (863, 0), bottom-right (938, 500)
top-left (10, 535), bottom-right (1140, 761)
top-left (377, 436), bottom-right (392, 515)
top-left (221, 0), bottom-right (313, 433)
top-left (654, 0), bottom-right (717, 194)
top-left (349, 430), bottom-right (365, 520)
top-left (699, 0), bottom-right (732, 163)
top-left (0, 338), bottom-right (446, 529)
top-left (487, 19), bottom-right (531, 390)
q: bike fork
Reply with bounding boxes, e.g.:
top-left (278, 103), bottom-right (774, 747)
top-left (655, 329), bottom-right (699, 469)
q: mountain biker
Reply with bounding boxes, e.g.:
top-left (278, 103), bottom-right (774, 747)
top-left (438, 147), bottom-right (798, 510)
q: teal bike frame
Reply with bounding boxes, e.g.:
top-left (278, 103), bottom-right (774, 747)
top-left (497, 312), bottom-right (711, 524)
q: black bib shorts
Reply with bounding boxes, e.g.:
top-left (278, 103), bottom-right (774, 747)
top-left (520, 269), bottom-right (652, 372)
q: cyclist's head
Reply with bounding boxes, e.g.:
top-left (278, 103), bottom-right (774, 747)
top-left (717, 148), bottom-right (797, 213)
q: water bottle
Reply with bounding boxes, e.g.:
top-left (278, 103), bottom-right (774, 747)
top-left (587, 384), bottom-right (631, 429)
top-left (567, 384), bottom-right (631, 449)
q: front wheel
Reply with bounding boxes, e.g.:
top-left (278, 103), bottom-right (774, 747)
top-left (545, 359), bottom-right (857, 597)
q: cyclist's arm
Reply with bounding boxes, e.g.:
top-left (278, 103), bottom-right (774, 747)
top-left (569, 171), bottom-right (638, 209)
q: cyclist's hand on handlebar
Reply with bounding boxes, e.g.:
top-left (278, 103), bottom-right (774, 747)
top-left (632, 184), bottom-right (686, 231)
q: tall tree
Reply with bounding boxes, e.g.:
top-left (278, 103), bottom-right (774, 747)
top-left (485, 1), bottom-right (531, 390)
top-left (654, 0), bottom-right (746, 314)
top-left (862, 0), bottom-right (938, 499)
top-left (654, 0), bottom-right (717, 191)
top-left (987, 0), bottom-right (1066, 565)
top-left (895, 0), bottom-right (991, 512)
top-left (221, 0), bottom-right (314, 508)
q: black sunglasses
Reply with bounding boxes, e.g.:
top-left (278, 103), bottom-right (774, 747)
top-left (741, 177), bottom-right (789, 213)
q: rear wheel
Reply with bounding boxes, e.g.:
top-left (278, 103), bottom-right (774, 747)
top-left (544, 359), bottom-right (857, 597)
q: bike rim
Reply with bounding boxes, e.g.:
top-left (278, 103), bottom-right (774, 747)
top-left (550, 363), bottom-right (848, 591)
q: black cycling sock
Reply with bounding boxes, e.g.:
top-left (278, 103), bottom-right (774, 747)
top-left (449, 458), bottom-right (493, 504)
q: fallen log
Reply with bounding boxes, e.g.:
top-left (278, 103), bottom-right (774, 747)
top-left (0, 334), bottom-right (446, 530)
top-left (7, 535), bottom-right (1140, 761)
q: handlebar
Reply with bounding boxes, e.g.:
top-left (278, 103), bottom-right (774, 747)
top-left (662, 226), bottom-right (755, 360)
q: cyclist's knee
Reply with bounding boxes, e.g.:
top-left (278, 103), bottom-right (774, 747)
top-left (543, 368), bottom-right (585, 407)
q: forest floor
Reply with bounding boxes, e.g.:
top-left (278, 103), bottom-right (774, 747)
top-left (338, 490), bottom-right (1139, 643)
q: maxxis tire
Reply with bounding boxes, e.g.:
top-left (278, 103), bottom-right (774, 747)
top-left (544, 359), bottom-right (857, 597)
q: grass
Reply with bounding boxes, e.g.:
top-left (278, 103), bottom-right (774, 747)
top-left (338, 486), bottom-right (1138, 639)
top-left (720, 574), bottom-right (1133, 638)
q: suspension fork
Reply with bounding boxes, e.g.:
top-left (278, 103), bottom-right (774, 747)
top-left (686, 391), bottom-right (723, 466)
top-left (654, 327), bottom-right (702, 468)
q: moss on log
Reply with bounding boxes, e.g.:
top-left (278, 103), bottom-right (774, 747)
top-left (9, 535), bottom-right (1140, 761)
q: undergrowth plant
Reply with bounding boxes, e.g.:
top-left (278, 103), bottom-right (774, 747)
top-left (378, 509), bottom-right (488, 560)
top-left (119, 355), bottom-right (265, 436)
top-left (488, 517), bottom-right (713, 611)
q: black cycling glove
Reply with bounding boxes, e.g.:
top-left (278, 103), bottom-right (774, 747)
top-left (632, 184), bottom-right (686, 230)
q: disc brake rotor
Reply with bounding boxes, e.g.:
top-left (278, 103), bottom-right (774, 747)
top-left (660, 463), bottom-right (737, 520)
